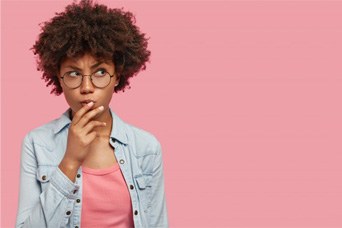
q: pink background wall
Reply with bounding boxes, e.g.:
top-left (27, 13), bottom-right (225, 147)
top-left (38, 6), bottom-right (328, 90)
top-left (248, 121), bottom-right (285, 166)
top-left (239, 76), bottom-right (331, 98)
top-left (2, 0), bottom-right (342, 227)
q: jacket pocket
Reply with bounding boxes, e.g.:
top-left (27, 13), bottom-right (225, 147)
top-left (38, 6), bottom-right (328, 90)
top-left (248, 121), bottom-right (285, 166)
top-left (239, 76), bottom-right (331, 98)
top-left (134, 175), bottom-right (152, 212)
top-left (36, 165), bottom-right (57, 192)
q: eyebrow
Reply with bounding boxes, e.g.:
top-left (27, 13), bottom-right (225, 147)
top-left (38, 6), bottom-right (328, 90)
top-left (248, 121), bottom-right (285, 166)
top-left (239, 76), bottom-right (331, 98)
top-left (64, 62), bottom-right (107, 71)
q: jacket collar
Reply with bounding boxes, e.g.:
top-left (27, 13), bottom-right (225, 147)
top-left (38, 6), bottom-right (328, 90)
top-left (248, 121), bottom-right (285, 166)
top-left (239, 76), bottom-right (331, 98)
top-left (54, 108), bottom-right (128, 145)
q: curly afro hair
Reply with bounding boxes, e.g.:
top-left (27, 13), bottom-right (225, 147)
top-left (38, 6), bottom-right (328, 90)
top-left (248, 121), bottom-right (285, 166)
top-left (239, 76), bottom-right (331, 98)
top-left (32, 0), bottom-right (151, 95)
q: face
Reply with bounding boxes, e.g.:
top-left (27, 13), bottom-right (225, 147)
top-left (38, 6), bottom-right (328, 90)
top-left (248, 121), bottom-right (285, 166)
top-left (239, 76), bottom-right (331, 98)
top-left (59, 53), bottom-right (118, 118)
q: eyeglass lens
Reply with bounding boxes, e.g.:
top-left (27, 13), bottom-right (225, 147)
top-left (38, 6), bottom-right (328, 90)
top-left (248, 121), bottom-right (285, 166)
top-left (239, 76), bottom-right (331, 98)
top-left (63, 70), bottom-right (112, 88)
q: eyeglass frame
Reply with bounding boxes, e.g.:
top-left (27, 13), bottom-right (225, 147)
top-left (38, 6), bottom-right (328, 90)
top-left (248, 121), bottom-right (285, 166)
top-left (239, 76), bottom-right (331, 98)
top-left (60, 70), bottom-right (116, 89)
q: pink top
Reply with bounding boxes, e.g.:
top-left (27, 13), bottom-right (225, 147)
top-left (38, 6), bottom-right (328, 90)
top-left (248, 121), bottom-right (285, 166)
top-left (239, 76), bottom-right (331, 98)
top-left (81, 162), bottom-right (134, 228)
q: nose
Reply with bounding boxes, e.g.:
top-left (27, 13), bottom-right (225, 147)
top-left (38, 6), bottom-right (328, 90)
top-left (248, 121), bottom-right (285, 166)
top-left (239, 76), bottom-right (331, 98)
top-left (80, 75), bottom-right (95, 94)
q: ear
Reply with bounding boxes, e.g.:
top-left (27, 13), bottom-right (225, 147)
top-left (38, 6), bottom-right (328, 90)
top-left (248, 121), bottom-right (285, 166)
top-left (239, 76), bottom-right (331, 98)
top-left (115, 74), bottom-right (120, 87)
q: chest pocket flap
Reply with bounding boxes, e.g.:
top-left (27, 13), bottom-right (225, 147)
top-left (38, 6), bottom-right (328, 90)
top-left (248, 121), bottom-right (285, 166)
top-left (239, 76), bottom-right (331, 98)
top-left (135, 175), bottom-right (152, 190)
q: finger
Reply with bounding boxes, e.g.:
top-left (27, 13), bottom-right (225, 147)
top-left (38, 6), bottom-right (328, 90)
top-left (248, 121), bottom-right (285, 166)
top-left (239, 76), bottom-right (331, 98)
top-left (76, 105), bottom-right (105, 128)
top-left (83, 131), bottom-right (98, 145)
top-left (82, 121), bottom-right (107, 135)
top-left (72, 102), bottom-right (95, 125)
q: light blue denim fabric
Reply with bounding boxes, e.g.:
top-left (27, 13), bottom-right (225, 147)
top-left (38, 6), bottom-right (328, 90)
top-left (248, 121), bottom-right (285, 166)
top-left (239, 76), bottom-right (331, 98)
top-left (16, 108), bottom-right (168, 228)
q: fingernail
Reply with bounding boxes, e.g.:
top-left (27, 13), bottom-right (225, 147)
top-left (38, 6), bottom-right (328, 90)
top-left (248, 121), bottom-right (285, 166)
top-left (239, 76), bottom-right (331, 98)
top-left (99, 106), bottom-right (104, 110)
top-left (87, 102), bottom-right (94, 107)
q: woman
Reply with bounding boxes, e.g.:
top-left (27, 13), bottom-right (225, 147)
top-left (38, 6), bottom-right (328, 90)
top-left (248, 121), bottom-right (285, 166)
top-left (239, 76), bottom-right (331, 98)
top-left (16, 0), bottom-right (168, 227)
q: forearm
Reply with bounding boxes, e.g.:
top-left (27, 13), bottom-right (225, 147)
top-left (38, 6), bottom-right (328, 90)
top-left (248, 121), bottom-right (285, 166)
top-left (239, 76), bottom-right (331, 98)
top-left (17, 134), bottom-right (80, 228)
top-left (148, 144), bottom-right (169, 227)
top-left (16, 167), bottom-right (80, 227)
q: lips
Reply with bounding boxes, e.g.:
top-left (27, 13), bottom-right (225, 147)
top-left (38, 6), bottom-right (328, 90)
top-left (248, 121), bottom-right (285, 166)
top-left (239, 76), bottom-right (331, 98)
top-left (80, 99), bottom-right (95, 106)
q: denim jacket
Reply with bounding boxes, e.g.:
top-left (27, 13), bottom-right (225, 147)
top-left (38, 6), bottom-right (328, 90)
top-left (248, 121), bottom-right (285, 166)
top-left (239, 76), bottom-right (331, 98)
top-left (16, 108), bottom-right (168, 228)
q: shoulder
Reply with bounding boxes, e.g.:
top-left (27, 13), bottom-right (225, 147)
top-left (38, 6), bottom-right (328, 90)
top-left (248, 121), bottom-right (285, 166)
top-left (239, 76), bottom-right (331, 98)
top-left (23, 118), bottom-right (63, 150)
top-left (124, 122), bottom-right (162, 156)
top-left (23, 109), bottom-right (70, 149)
top-left (111, 109), bottom-right (162, 157)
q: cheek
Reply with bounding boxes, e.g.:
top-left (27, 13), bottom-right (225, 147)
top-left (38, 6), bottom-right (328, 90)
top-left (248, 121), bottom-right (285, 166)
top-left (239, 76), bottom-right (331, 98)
top-left (63, 91), bottom-right (77, 105)
top-left (63, 95), bottom-right (73, 106)
top-left (102, 89), bottom-right (115, 103)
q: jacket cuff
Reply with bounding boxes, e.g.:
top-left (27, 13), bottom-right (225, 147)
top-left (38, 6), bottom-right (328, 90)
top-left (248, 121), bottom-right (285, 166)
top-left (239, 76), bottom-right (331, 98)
top-left (50, 167), bottom-right (80, 199)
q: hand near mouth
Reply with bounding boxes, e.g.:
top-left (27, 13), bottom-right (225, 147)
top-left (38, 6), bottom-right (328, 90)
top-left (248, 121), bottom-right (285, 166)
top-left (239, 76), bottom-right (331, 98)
top-left (58, 101), bottom-right (106, 182)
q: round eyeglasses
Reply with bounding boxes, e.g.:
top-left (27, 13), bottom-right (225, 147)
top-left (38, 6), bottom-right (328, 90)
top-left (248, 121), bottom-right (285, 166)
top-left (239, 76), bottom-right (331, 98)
top-left (60, 69), bottom-right (115, 89)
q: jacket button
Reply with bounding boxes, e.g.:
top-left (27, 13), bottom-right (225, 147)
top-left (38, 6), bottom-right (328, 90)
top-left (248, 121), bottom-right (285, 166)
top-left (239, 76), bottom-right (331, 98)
top-left (119, 159), bottom-right (125, 164)
top-left (76, 199), bottom-right (81, 203)
top-left (130, 185), bottom-right (134, 190)
top-left (66, 211), bottom-right (71, 215)
top-left (76, 174), bottom-right (81, 178)
top-left (75, 226), bottom-right (79, 228)
top-left (42, 175), bottom-right (47, 181)
top-left (134, 210), bottom-right (138, 215)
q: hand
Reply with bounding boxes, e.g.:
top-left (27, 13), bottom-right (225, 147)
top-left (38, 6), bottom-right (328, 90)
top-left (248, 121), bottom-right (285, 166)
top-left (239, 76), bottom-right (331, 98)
top-left (64, 101), bottom-right (107, 163)
top-left (58, 102), bottom-right (106, 181)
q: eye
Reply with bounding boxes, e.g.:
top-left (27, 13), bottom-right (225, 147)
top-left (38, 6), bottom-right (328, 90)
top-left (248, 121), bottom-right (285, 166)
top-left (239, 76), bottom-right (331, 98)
top-left (93, 69), bottom-right (107, 77)
top-left (66, 71), bottom-right (81, 77)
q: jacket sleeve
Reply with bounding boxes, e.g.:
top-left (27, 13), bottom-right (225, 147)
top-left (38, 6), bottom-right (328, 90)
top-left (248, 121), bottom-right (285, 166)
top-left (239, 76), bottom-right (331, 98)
top-left (148, 142), bottom-right (169, 227)
top-left (16, 133), bottom-right (79, 228)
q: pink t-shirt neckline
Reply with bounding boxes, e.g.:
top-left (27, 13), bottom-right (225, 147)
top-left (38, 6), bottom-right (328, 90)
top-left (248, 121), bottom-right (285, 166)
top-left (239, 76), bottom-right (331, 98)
top-left (82, 162), bottom-right (120, 175)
